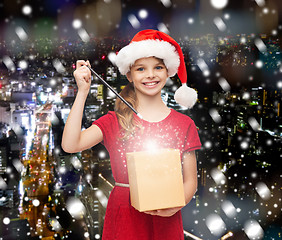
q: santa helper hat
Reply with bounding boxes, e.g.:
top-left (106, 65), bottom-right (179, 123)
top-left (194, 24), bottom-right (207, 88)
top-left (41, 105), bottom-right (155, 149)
top-left (115, 29), bottom-right (198, 109)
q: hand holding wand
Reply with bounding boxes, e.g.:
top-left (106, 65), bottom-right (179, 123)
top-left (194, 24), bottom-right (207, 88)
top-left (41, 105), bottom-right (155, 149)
top-left (86, 66), bottom-right (143, 119)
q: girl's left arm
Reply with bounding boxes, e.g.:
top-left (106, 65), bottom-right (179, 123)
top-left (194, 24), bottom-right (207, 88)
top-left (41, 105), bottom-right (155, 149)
top-left (144, 150), bottom-right (197, 217)
top-left (182, 150), bottom-right (198, 204)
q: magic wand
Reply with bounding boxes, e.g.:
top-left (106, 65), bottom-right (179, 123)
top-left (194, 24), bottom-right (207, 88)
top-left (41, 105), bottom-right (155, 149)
top-left (86, 66), bottom-right (143, 119)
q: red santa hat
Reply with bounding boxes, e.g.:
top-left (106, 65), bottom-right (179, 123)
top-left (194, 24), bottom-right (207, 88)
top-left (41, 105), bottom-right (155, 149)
top-left (115, 29), bottom-right (198, 109)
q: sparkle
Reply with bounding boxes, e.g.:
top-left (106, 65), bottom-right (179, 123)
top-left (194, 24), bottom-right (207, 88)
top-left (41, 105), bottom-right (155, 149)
top-left (210, 0), bottom-right (228, 9)
top-left (188, 18), bottom-right (194, 24)
top-left (277, 81), bottom-right (282, 88)
top-left (72, 19), bottom-right (82, 29)
top-left (22, 5), bottom-right (32, 15)
top-left (18, 60), bottom-right (28, 70)
top-left (3, 217), bottom-right (10, 225)
top-left (262, 8), bottom-right (269, 14)
top-left (255, 60), bottom-right (263, 68)
top-left (32, 199), bottom-right (40, 207)
top-left (138, 9), bottom-right (148, 19)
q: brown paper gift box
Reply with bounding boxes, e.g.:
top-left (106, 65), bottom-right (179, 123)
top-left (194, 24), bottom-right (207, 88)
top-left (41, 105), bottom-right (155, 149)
top-left (126, 148), bottom-right (185, 212)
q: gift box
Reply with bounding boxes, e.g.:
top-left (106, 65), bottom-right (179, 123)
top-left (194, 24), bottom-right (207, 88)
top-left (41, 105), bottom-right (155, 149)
top-left (126, 148), bottom-right (185, 212)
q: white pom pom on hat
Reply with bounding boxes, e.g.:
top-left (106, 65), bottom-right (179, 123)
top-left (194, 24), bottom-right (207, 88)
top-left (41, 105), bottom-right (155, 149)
top-left (115, 29), bottom-right (198, 109)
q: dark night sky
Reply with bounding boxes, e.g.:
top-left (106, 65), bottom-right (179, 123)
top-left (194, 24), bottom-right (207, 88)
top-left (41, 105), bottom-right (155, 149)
top-left (1, 0), bottom-right (282, 40)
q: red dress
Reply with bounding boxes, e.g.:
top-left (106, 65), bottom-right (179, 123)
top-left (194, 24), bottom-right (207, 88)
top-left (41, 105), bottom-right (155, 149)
top-left (93, 109), bottom-right (201, 240)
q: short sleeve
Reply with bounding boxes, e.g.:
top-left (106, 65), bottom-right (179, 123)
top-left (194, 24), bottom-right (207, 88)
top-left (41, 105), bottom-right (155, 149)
top-left (92, 111), bottom-right (119, 149)
top-left (184, 120), bottom-right (201, 152)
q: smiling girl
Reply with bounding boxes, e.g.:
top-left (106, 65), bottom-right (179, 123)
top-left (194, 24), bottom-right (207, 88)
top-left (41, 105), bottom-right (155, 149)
top-left (62, 29), bottom-right (201, 240)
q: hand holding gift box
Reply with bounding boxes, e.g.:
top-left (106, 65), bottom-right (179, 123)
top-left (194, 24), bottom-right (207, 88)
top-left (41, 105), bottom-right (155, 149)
top-left (126, 148), bottom-right (185, 212)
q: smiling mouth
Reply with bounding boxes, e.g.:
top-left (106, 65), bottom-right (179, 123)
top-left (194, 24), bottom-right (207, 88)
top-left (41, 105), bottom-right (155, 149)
top-left (143, 81), bottom-right (159, 86)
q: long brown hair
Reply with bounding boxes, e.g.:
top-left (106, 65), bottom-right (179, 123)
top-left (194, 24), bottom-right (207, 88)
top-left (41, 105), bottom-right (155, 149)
top-left (114, 82), bottom-right (141, 139)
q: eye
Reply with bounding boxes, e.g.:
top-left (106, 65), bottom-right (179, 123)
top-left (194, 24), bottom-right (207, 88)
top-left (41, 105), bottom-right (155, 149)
top-left (156, 65), bottom-right (165, 70)
top-left (136, 67), bottom-right (144, 71)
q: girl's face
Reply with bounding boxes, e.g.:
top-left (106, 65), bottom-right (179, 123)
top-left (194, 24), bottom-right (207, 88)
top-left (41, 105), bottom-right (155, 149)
top-left (126, 57), bottom-right (168, 98)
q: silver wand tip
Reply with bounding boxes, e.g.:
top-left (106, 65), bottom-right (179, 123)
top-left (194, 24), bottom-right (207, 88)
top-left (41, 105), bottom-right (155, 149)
top-left (137, 113), bottom-right (143, 119)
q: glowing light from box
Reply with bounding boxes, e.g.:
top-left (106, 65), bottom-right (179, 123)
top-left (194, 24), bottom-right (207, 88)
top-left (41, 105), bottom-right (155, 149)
top-left (144, 140), bottom-right (159, 152)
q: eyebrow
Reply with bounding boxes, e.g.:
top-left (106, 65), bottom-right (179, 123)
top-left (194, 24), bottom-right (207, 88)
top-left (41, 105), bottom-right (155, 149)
top-left (132, 59), bottom-right (165, 68)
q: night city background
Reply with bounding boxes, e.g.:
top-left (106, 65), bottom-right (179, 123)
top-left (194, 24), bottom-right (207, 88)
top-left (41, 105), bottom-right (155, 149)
top-left (0, 0), bottom-right (281, 239)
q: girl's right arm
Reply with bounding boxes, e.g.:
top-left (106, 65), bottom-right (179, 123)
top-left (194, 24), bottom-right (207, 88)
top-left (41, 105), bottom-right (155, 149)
top-left (61, 60), bottom-right (103, 153)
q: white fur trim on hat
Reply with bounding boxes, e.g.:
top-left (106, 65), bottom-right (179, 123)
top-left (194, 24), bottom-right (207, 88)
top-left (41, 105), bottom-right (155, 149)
top-left (115, 39), bottom-right (180, 77)
top-left (174, 84), bottom-right (198, 109)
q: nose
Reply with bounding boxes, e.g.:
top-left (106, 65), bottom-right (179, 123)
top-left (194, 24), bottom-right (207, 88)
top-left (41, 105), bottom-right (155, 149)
top-left (147, 68), bottom-right (155, 79)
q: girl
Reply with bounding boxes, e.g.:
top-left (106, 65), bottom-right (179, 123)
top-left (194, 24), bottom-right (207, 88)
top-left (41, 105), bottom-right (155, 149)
top-left (62, 29), bottom-right (201, 240)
